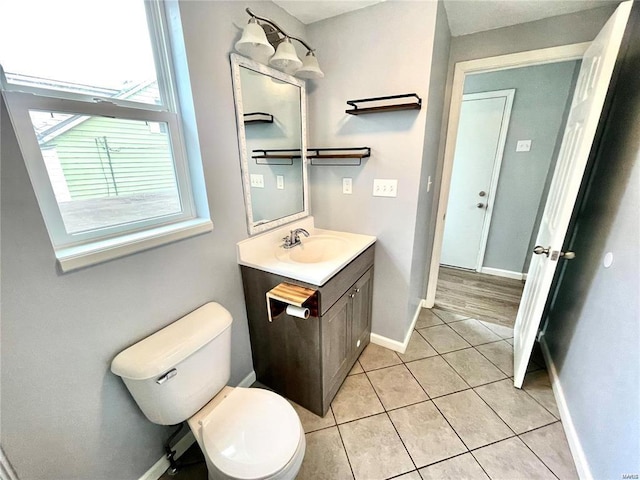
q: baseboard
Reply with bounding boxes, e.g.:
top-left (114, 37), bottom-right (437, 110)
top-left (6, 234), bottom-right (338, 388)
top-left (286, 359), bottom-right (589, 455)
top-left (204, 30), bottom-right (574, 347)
top-left (138, 430), bottom-right (196, 480)
top-left (539, 336), bottom-right (593, 480)
top-left (0, 446), bottom-right (19, 480)
top-left (139, 369), bottom-right (257, 480)
top-left (480, 266), bottom-right (526, 280)
top-left (237, 369), bottom-right (257, 387)
top-left (370, 301), bottom-right (425, 354)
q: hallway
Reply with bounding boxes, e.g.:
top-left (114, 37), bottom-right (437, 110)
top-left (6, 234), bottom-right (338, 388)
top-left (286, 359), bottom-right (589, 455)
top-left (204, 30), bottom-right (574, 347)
top-left (435, 267), bottom-right (525, 327)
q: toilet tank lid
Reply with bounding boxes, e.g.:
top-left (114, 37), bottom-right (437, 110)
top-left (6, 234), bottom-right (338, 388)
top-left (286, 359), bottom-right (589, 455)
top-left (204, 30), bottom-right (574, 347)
top-left (110, 302), bottom-right (232, 380)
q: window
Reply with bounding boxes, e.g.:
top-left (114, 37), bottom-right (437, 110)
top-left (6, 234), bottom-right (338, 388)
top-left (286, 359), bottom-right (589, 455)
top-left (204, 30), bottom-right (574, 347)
top-left (0, 0), bottom-right (211, 271)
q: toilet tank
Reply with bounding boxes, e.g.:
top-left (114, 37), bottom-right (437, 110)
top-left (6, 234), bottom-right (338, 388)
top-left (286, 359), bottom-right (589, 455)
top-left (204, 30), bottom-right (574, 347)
top-left (111, 302), bottom-right (232, 425)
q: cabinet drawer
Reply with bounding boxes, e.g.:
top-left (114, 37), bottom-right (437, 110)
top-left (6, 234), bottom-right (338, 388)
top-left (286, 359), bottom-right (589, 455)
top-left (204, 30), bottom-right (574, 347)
top-left (318, 245), bottom-right (375, 315)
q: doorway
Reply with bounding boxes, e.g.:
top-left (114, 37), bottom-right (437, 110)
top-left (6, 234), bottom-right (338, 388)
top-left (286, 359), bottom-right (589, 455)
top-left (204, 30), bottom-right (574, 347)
top-left (440, 89), bottom-right (514, 272)
top-left (434, 57), bottom-right (582, 325)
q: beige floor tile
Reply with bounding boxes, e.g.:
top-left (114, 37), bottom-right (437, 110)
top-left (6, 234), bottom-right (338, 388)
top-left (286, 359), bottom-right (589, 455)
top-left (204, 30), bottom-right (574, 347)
top-left (297, 427), bottom-right (354, 480)
top-left (442, 348), bottom-right (507, 387)
top-left (415, 309), bottom-right (445, 328)
top-left (473, 437), bottom-right (556, 479)
top-left (393, 472), bottom-right (421, 480)
top-left (418, 453), bottom-right (489, 480)
top-left (339, 413), bottom-right (415, 480)
top-left (399, 331), bottom-right (438, 363)
top-left (348, 361), bottom-right (364, 376)
top-left (432, 308), bottom-right (471, 323)
top-left (522, 370), bottom-right (560, 418)
top-left (406, 356), bottom-right (469, 398)
top-left (475, 379), bottom-right (556, 434)
top-left (367, 364), bottom-right (428, 410)
top-left (358, 343), bottom-right (402, 371)
top-left (520, 422), bottom-right (579, 480)
top-left (331, 373), bottom-right (384, 424)
top-left (476, 341), bottom-right (514, 376)
top-left (448, 319), bottom-right (502, 346)
top-left (479, 320), bottom-right (514, 339)
top-left (418, 325), bottom-right (471, 354)
top-left (504, 337), bottom-right (514, 345)
top-left (389, 401), bottom-right (467, 468)
top-left (433, 390), bottom-right (513, 450)
top-left (289, 400), bottom-right (336, 433)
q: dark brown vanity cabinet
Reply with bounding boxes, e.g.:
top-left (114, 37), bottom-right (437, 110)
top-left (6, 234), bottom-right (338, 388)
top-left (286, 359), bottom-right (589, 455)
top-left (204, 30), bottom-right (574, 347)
top-left (240, 244), bottom-right (374, 416)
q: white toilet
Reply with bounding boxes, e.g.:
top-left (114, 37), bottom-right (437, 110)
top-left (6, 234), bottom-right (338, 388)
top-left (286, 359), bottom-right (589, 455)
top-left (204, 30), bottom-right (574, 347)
top-left (111, 302), bottom-right (305, 480)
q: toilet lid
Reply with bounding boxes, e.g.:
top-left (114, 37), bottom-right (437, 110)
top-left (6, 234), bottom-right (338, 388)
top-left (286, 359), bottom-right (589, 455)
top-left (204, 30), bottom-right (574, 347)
top-left (201, 388), bottom-right (302, 479)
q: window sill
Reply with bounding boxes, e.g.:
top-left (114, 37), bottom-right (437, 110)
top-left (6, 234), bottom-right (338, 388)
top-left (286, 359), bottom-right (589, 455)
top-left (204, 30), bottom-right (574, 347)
top-left (56, 217), bottom-right (213, 273)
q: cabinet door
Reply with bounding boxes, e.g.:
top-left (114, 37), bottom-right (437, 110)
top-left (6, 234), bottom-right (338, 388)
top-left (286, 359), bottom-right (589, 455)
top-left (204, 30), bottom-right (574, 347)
top-left (351, 268), bottom-right (373, 357)
top-left (322, 291), bottom-right (351, 399)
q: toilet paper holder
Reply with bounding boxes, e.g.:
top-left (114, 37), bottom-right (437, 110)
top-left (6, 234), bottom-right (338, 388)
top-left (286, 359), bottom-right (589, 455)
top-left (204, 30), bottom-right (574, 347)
top-left (266, 282), bottom-right (318, 322)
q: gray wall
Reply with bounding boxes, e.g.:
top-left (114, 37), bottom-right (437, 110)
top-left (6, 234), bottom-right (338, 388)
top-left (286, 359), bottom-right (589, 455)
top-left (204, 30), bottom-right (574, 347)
top-left (544, 7), bottom-right (640, 476)
top-left (306, 1), bottom-right (438, 342)
top-left (0, 1), bottom-right (306, 479)
top-left (409, 2), bottom-right (451, 316)
top-left (462, 61), bottom-right (579, 273)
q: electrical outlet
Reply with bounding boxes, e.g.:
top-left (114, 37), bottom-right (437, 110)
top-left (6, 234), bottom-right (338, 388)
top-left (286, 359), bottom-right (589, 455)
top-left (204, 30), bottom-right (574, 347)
top-left (516, 140), bottom-right (532, 152)
top-left (276, 175), bottom-right (284, 190)
top-left (250, 174), bottom-right (264, 188)
top-left (343, 177), bottom-right (352, 194)
top-left (373, 179), bottom-right (398, 197)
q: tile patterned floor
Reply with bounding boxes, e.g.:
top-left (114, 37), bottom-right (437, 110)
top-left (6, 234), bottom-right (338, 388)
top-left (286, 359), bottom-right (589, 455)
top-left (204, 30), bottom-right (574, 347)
top-left (162, 309), bottom-right (578, 480)
top-left (296, 308), bottom-right (579, 480)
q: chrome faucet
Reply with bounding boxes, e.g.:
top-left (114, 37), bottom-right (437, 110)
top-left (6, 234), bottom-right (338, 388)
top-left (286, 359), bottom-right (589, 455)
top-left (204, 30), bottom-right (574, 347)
top-left (282, 228), bottom-right (309, 249)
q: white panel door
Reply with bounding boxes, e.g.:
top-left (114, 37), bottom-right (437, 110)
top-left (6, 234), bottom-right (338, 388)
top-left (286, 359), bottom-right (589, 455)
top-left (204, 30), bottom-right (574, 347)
top-left (513, 1), bottom-right (632, 388)
top-left (441, 90), bottom-right (514, 270)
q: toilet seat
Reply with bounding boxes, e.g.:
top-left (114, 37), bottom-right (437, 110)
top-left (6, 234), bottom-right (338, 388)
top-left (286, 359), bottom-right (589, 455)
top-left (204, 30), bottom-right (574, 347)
top-left (199, 388), bottom-right (303, 479)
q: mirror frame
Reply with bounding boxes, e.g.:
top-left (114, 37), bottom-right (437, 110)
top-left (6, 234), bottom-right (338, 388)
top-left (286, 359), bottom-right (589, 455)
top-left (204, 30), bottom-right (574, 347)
top-left (230, 53), bottom-right (309, 235)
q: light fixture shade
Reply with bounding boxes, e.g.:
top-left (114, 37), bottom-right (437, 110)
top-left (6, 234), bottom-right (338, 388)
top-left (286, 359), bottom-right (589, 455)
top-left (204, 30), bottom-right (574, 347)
top-left (296, 51), bottom-right (324, 79)
top-left (269, 37), bottom-right (302, 72)
top-left (235, 19), bottom-right (275, 59)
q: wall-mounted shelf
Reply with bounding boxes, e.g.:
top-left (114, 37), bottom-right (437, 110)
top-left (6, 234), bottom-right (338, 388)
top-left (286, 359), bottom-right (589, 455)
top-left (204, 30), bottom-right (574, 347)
top-left (345, 94), bottom-right (422, 115)
top-left (251, 147), bottom-right (371, 166)
top-left (252, 149), bottom-right (299, 165)
top-left (244, 112), bottom-right (274, 124)
top-left (307, 147), bottom-right (370, 166)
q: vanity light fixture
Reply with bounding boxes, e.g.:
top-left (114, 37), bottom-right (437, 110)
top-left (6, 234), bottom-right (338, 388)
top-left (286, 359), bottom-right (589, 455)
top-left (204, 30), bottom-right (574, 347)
top-left (235, 8), bottom-right (324, 79)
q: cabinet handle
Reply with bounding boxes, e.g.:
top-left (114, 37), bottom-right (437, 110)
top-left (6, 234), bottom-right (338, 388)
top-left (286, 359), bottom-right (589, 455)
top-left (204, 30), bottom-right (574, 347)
top-left (354, 288), bottom-right (360, 293)
top-left (349, 293), bottom-right (356, 298)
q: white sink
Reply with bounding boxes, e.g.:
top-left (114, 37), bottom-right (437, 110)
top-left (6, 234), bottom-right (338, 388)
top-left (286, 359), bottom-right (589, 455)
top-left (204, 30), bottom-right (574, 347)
top-left (237, 217), bottom-right (376, 286)
top-left (275, 235), bottom-right (349, 264)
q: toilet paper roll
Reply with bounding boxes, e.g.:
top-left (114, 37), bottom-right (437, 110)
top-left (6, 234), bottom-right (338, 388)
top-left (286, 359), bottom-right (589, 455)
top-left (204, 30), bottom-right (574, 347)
top-left (286, 304), bottom-right (310, 319)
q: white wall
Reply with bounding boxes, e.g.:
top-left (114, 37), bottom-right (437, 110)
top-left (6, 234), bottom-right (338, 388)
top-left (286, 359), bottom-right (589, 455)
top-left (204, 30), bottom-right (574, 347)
top-left (0, 2), bottom-right (306, 479)
top-left (307, 1), bottom-right (438, 342)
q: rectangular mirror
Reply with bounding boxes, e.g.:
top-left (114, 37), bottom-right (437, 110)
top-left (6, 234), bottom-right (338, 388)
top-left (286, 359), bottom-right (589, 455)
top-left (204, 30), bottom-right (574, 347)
top-left (230, 53), bottom-right (309, 235)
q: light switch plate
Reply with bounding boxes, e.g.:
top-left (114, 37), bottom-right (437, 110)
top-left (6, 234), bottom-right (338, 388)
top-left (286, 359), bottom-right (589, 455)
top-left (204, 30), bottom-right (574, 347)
top-left (516, 140), bottom-right (532, 152)
top-left (276, 175), bottom-right (284, 190)
top-left (373, 179), bottom-right (398, 197)
top-left (343, 177), bottom-right (352, 194)
top-left (250, 174), bottom-right (264, 188)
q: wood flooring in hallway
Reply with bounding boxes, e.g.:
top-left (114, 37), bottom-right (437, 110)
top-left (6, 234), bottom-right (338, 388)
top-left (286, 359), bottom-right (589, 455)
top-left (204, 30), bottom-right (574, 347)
top-left (435, 267), bottom-right (525, 328)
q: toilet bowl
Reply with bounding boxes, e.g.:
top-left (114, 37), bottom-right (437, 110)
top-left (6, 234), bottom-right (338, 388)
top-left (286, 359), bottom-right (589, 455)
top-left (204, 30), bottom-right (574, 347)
top-left (111, 302), bottom-right (305, 480)
top-left (189, 386), bottom-right (305, 480)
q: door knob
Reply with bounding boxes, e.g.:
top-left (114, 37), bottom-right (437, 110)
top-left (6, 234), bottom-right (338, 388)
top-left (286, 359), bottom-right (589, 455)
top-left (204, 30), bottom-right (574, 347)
top-left (560, 251), bottom-right (576, 260)
top-left (533, 245), bottom-right (550, 257)
top-left (479, 191), bottom-right (486, 197)
top-left (477, 203), bottom-right (486, 209)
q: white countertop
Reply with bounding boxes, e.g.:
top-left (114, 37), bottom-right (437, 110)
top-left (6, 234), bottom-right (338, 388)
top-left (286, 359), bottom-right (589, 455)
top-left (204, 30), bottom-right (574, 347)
top-left (237, 217), bottom-right (376, 286)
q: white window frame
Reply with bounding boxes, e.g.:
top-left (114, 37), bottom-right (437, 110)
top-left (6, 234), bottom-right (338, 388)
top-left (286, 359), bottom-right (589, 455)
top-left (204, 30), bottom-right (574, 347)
top-left (1, 0), bottom-right (212, 272)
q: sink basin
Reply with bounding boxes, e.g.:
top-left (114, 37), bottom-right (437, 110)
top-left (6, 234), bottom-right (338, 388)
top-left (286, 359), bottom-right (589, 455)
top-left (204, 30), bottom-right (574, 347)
top-left (276, 235), bottom-right (349, 264)
top-left (237, 218), bottom-right (376, 285)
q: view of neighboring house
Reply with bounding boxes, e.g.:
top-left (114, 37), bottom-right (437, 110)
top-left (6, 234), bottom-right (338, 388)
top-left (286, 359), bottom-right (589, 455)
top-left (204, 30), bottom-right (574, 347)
top-left (9, 73), bottom-right (182, 232)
